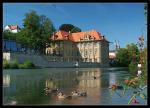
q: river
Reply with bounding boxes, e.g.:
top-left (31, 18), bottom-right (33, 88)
top-left (3, 67), bottom-right (147, 105)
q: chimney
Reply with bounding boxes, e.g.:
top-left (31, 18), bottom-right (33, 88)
top-left (102, 36), bottom-right (105, 40)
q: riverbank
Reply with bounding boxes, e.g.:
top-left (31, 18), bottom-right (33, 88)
top-left (3, 59), bottom-right (38, 69)
top-left (3, 52), bottom-right (109, 68)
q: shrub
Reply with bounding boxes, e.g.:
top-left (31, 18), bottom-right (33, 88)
top-left (3, 59), bottom-right (10, 69)
top-left (23, 60), bottom-right (35, 68)
top-left (18, 64), bottom-right (26, 69)
top-left (9, 60), bottom-right (19, 69)
top-left (128, 62), bottom-right (138, 75)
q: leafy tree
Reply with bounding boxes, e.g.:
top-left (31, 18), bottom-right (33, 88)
top-left (115, 43), bottom-right (140, 67)
top-left (39, 15), bottom-right (56, 53)
top-left (126, 43), bottom-right (140, 63)
top-left (22, 10), bottom-right (40, 50)
top-left (71, 26), bottom-right (81, 33)
top-left (59, 24), bottom-right (81, 33)
top-left (20, 10), bottom-right (56, 54)
top-left (3, 30), bottom-right (18, 40)
top-left (3, 10), bottom-right (56, 54)
top-left (16, 30), bottom-right (29, 49)
top-left (116, 48), bottom-right (130, 67)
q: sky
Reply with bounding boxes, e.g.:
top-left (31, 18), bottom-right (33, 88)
top-left (3, 3), bottom-right (147, 50)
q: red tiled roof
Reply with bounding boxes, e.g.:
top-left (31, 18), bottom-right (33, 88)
top-left (8, 25), bottom-right (18, 30)
top-left (51, 30), bottom-right (108, 42)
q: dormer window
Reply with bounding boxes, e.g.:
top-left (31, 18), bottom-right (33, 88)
top-left (54, 35), bottom-right (58, 39)
top-left (65, 35), bottom-right (69, 39)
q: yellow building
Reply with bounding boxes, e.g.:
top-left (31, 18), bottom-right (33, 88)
top-left (46, 30), bottom-right (109, 66)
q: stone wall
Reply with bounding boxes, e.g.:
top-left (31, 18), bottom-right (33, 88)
top-left (3, 52), bottom-right (109, 68)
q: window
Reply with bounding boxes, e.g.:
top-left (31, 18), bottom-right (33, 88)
top-left (87, 43), bottom-right (90, 47)
top-left (85, 58), bottom-right (88, 62)
top-left (89, 59), bottom-right (92, 62)
top-left (77, 51), bottom-right (79, 56)
top-left (84, 50), bottom-right (88, 57)
top-left (94, 42), bottom-right (97, 47)
top-left (84, 43), bottom-right (87, 47)
top-left (89, 49), bottom-right (92, 55)
top-left (94, 58), bottom-right (97, 62)
top-left (94, 48), bottom-right (97, 55)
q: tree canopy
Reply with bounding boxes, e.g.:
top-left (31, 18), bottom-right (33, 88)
top-left (59, 24), bottom-right (81, 33)
top-left (116, 43), bottom-right (140, 67)
top-left (3, 10), bottom-right (56, 54)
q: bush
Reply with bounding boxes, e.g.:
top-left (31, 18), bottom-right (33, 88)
top-left (128, 62), bottom-right (138, 75)
top-left (23, 60), bottom-right (35, 68)
top-left (3, 59), bottom-right (35, 69)
top-left (3, 59), bottom-right (10, 69)
top-left (18, 64), bottom-right (26, 69)
top-left (9, 60), bottom-right (19, 69)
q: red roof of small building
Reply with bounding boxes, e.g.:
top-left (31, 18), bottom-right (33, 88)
top-left (8, 25), bottom-right (18, 30)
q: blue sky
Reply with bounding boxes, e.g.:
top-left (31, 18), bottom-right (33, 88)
top-left (3, 3), bottom-right (147, 49)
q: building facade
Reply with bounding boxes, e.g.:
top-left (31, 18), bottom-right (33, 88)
top-left (46, 30), bottom-right (109, 65)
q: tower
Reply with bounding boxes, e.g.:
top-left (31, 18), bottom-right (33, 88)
top-left (114, 40), bottom-right (120, 51)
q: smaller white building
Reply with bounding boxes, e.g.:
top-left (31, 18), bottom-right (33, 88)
top-left (109, 51), bottom-right (116, 59)
top-left (4, 25), bottom-right (21, 33)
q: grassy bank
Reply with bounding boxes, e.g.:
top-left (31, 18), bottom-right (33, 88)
top-left (3, 59), bottom-right (38, 69)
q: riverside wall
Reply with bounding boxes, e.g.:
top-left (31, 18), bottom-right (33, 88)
top-left (3, 52), bottom-right (109, 68)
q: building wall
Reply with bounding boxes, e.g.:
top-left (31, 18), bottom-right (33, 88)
top-left (76, 41), bottom-right (99, 63)
top-left (46, 40), bottom-right (79, 62)
top-left (3, 40), bottom-right (21, 52)
top-left (99, 41), bottom-right (109, 66)
top-left (11, 29), bottom-right (18, 33)
top-left (45, 39), bottom-right (109, 66)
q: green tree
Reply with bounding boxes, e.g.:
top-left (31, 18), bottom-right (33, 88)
top-left (16, 30), bottom-right (29, 49)
top-left (19, 10), bottom-right (56, 54)
top-left (59, 24), bottom-right (81, 33)
top-left (71, 26), bottom-right (81, 33)
top-left (116, 48), bottom-right (130, 67)
top-left (3, 30), bottom-right (18, 40)
top-left (116, 43), bottom-right (140, 67)
top-left (39, 15), bottom-right (56, 53)
top-left (126, 43), bottom-right (140, 63)
top-left (22, 10), bottom-right (40, 50)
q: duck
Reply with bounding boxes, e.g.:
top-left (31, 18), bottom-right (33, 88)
top-left (44, 88), bottom-right (59, 94)
top-left (57, 92), bottom-right (66, 99)
top-left (72, 90), bottom-right (79, 96)
top-left (108, 85), bottom-right (124, 90)
top-left (78, 91), bottom-right (87, 96)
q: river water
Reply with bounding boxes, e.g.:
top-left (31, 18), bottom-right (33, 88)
top-left (3, 68), bottom-right (147, 105)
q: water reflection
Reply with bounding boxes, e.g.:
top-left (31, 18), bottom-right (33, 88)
top-left (3, 74), bottom-right (10, 87)
top-left (3, 68), bottom-right (147, 105)
top-left (109, 73), bottom-right (117, 86)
